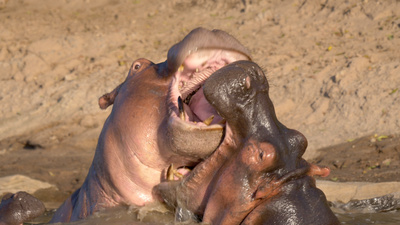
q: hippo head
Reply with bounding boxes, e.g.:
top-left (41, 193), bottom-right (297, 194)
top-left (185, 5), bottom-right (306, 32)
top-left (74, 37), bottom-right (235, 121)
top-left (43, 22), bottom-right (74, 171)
top-left (203, 60), bottom-right (308, 175)
top-left (201, 61), bottom-right (337, 225)
top-left (98, 28), bottom-right (252, 164)
top-left (50, 28), bottom-right (256, 223)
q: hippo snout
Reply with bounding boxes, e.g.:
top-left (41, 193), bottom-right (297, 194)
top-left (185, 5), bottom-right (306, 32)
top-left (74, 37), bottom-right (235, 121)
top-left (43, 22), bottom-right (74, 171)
top-left (203, 60), bottom-right (308, 167)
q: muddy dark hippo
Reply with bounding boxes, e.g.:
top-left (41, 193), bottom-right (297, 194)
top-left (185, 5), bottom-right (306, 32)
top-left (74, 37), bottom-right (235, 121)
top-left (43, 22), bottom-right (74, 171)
top-left (0, 192), bottom-right (45, 225)
top-left (155, 61), bottom-right (340, 225)
top-left (49, 28), bottom-right (251, 222)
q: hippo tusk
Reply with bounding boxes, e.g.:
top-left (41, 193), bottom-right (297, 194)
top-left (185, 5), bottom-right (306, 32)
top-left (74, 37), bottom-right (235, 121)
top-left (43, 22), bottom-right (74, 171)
top-left (167, 164), bottom-right (176, 181)
top-left (178, 65), bottom-right (184, 72)
top-left (203, 115), bottom-right (214, 126)
top-left (167, 164), bottom-right (185, 181)
top-left (178, 96), bottom-right (186, 121)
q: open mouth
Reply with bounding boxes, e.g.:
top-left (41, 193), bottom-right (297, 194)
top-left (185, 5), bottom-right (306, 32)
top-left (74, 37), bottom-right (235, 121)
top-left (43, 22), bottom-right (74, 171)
top-left (161, 28), bottom-right (251, 173)
top-left (170, 49), bottom-right (249, 126)
top-left (166, 48), bottom-right (249, 161)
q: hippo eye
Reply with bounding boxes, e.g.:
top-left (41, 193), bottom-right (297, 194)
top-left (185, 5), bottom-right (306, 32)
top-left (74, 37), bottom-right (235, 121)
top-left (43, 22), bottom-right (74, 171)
top-left (133, 62), bottom-right (141, 70)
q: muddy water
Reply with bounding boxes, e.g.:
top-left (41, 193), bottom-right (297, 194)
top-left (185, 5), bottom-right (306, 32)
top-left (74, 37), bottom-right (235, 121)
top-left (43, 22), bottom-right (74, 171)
top-left (336, 211), bottom-right (400, 225)
top-left (27, 203), bottom-right (400, 225)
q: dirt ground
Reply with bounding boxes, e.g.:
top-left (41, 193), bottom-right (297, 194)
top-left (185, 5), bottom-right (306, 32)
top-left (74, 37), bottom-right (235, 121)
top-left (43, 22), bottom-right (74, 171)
top-left (0, 0), bottom-right (399, 205)
top-left (313, 133), bottom-right (400, 183)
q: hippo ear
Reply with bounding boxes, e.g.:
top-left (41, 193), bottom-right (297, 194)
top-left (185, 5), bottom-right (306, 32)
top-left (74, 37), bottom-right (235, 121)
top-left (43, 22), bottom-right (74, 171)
top-left (245, 76), bottom-right (251, 89)
top-left (98, 83), bottom-right (123, 109)
top-left (307, 163), bottom-right (331, 178)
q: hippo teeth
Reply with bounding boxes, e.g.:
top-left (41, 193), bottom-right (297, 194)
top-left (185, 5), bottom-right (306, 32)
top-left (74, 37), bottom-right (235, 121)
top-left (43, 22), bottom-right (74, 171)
top-left (203, 115), bottom-right (214, 126)
top-left (167, 163), bottom-right (183, 181)
top-left (178, 96), bottom-right (186, 121)
top-left (183, 85), bottom-right (202, 105)
top-left (170, 44), bottom-right (250, 127)
top-left (177, 96), bottom-right (220, 126)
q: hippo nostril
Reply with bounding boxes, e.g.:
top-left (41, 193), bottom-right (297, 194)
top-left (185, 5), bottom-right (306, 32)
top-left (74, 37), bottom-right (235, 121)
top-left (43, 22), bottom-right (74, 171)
top-left (286, 129), bottom-right (308, 157)
top-left (259, 151), bottom-right (264, 160)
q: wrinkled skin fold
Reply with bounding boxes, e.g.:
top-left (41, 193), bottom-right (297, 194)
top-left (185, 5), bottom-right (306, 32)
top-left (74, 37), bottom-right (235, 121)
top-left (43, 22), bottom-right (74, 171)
top-left (155, 61), bottom-right (340, 225)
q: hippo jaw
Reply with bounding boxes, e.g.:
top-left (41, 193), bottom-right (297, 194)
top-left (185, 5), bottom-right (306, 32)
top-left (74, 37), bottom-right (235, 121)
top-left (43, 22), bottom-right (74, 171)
top-left (164, 28), bottom-right (251, 160)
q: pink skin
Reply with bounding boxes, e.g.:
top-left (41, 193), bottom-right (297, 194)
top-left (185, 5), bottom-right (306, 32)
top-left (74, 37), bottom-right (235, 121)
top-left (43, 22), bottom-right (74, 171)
top-left (51, 59), bottom-right (174, 221)
top-left (50, 28), bottom-right (250, 223)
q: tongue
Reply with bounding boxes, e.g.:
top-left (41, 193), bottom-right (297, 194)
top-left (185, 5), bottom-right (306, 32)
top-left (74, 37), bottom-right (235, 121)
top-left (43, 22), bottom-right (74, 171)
top-left (189, 88), bottom-right (223, 124)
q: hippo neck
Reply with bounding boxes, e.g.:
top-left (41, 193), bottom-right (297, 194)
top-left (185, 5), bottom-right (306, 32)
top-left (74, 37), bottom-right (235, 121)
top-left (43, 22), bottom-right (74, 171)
top-left (89, 122), bottom-right (164, 207)
top-left (86, 67), bottom-right (174, 207)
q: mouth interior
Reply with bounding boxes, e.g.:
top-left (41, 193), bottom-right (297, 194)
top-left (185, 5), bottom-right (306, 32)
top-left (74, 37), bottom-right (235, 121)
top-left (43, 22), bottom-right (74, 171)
top-left (183, 86), bottom-right (201, 105)
top-left (170, 49), bottom-right (249, 127)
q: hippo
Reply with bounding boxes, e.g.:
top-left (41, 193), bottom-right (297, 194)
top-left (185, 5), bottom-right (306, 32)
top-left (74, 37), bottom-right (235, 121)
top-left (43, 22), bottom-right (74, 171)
top-left (0, 191), bottom-right (45, 225)
top-left (154, 61), bottom-right (340, 225)
top-left (50, 28), bottom-right (251, 222)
